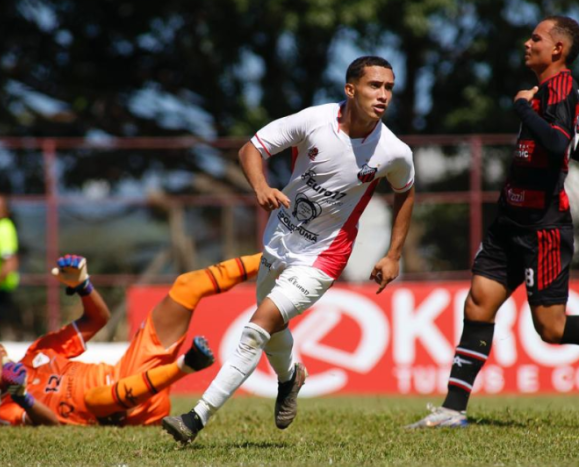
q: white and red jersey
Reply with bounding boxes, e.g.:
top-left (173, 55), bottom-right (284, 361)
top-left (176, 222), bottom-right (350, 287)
top-left (251, 102), bottom-right (414, 279)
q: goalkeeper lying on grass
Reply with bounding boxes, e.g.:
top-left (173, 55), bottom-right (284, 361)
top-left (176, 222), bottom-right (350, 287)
top-left (0, 253), bottom-right (260, 426)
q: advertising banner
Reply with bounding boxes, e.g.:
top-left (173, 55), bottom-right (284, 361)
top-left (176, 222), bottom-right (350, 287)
top-left (127, 282), bottom-right (579, 396)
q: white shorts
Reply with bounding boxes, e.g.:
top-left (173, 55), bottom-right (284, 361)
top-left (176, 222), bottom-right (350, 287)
top-left (257, 252), bottom-right (334, 322)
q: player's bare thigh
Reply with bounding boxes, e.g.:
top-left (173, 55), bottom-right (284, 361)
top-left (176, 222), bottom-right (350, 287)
top-left (464, 275), bottom-right (510, 323)
top-left (151, 296), bottom-right (191, 349)
top-left (249, 297), bottom-right (287, 335)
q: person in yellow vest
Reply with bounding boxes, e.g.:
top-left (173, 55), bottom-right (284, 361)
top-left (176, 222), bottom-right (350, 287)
top-left (0, 195), bottom-right (20, 340)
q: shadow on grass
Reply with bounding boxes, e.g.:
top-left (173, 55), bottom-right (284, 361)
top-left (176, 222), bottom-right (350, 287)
top-left (468, 417), bottom-right (527, 428)
top-left (226, 441), bottom-right (290, 449)
top-left (174, 440), bottom-right (290, 451)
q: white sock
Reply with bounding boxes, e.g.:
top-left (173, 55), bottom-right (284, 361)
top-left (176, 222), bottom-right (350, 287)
top-left (264, 327), bottom-right (295, 383)
top-left (194, 323), bottom-right (270, 425)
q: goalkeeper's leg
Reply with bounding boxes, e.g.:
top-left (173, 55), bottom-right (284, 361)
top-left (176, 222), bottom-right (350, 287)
top-left (85, 336), bottom-right (214, 418)
top-left (152, 254), bottom-right (261, 348)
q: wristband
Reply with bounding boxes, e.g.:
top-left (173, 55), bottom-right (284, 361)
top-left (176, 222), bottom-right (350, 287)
top-left (12, 393), bottom-right (35, 410)
top-left (66, 278), bottom-right (94, 297)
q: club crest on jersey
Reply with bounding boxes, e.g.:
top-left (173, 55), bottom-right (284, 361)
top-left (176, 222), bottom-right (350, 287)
top-left (357, 164), bottom-right (378, 183)
top-left (292, 193), bottom-right (322, 224)
top-left (308, 146), bottom-right (319, 161)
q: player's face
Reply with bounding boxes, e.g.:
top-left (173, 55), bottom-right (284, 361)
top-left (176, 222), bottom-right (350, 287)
top-left (346, 66), bottom-right (395, 122)
top-left (524, 20), bottom-right (560, 72)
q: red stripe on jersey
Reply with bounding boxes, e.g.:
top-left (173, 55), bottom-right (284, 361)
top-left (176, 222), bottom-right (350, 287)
top-left (549, 229), bottom-right (560, 284)
top-left (560, 189), bottom-right (570, 211)
top-left (548, 74), bottom-right (556, 105)
top-left (552, 125), bottom-right (571, 139)
top-left (291, 147), bottom-right (298, 173)
top-left (254, 134), bottom-right (272, 157)
top-left (554, 229), bottom-right (561, 284)
top-left (537, 230), bottom-right (544, 290)
top-left (547, 71), bottom-right (573, 105)
top-left (548, 76), bottom-right (556, 105)
top-left (539, 229), bottom-right (562, 290)
top-left (313, 179), bottom-right (379, 279)
top-left (547, 230), bottom-right (554, 287)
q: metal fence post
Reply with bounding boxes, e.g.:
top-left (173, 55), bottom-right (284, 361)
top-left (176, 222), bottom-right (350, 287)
top-left (469, 136), bottom-right (483, 262)
top-left (43, 139), bottom-right (60, 331)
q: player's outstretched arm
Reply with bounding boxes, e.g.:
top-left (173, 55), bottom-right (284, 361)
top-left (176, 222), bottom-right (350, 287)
top-left (51, 255), bottom-right (111, 341)
top-left (2, 361), bottom-right (59, 426)
top-left (370, 186), bottom-right (415, 294)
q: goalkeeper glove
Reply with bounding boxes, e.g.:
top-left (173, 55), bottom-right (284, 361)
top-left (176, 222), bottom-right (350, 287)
top-left (2, 362), bottom-right (35, 409)
top-left (51, 254), bottom-right (93, 296)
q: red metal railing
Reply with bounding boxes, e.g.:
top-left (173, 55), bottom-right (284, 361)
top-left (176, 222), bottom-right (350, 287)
top-left (7, 134), bottom-right (515, 329)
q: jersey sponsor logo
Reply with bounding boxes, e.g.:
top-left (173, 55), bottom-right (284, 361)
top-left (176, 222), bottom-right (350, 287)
top-left (505, 186), bottom-right (545, 209)
top-left (58, 401), bottom-right (75, 418)
top-left (308, 146), bottom-right (319, 161)
top-left (301, 170), bottom-right (347, 201)
top-left (32, 352), bottom-right (50, 368)
top-left (260, 256), bottom-right (273, 271)
top-left (515, 140), bottom-right (535, 161)
top-left (357, 164), bottom-right (378, 183)
top-left (277, 211), bottom-right (319, 243)
top-left (292, 193), bottom-right (322, 224)
top-left (287, 276), bottom-right (311, 296)
top-left (507, 188), bottom-right (525, 204)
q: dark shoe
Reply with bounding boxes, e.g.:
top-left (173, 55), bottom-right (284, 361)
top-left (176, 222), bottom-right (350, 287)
top-left (275, 362), bottom-right (308, 429)
top-left (162, 411), bottom-right (204, 444)
top-left (184, 336), bottom-right (214, 371)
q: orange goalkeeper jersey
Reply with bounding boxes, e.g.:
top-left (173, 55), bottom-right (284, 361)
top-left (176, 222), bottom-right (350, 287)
top-left (0, 322), bottom-right (113, 425)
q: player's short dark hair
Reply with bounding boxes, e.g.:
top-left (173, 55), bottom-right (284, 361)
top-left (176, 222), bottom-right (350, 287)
top-left (545, 15), bottom-right (579, 65)
top-left (346, 56), bottom-right (393, 83)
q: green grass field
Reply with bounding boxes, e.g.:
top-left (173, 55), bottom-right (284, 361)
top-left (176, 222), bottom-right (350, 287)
top-left (3, 395), bottom-right (579, 466)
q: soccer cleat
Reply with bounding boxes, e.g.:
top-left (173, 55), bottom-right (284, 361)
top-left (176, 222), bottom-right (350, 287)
top-left (405, 403), bottom-right (468, 429)
top-left (275, 362), bottom-right (308, 429)
top-left (183, 336), bottom-right (215, 371)
top-left (162, 411), bottom-right (204, 445)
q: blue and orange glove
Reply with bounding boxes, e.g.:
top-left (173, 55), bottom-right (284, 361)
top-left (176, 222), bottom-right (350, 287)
top-left (2, 362), bottom-right (34, 409)
top-left (51, 255), bottom-right (93, 296)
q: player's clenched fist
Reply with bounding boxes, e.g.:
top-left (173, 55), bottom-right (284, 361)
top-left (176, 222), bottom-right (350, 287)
top-left (51, 254), bottom-right (93, 296)
top-left (1, 361), bottom-right (35, 409)
top-left (2, 361), bottom-right (27, 396)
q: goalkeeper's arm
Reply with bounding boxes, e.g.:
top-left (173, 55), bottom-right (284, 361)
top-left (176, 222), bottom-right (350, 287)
top-left (52, 255), bottom-right (111, 341)
top-left (23, 398), bottom-right (59, 426)
top-left (2, 362), bottom-right (59, 426)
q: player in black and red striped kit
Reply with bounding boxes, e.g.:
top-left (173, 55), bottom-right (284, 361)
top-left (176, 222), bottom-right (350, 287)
top-left (410, 15), bottom-right (579, 428)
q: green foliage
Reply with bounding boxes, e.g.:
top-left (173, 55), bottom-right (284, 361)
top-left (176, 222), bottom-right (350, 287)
top-left (3, 396), bottom-right (579, 465)
top-left (4, 0), bottom-right (578, 140)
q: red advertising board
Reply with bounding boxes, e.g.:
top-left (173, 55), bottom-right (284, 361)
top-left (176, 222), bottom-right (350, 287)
top-left (127, 282), bottom-right (579, 396)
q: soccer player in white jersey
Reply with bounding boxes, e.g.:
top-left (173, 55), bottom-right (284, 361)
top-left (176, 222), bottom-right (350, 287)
top-left (162, 56), bottom-right (415, 444)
